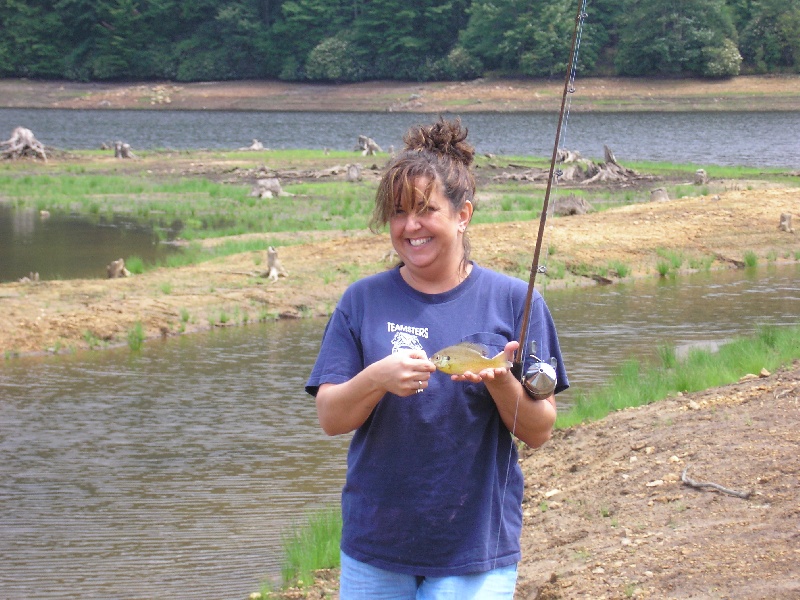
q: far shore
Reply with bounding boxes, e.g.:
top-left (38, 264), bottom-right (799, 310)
top-left (1, 75), bottom-right (799, 114)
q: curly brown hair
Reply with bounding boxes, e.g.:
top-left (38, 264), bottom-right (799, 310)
top-left (371, 117), bottom-right (476, 268)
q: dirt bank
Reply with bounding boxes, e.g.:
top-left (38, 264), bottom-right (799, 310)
top-left (2, 75), bottom-right (800, 113)
top-left (275, 361), bottom-right (800, 600)
top-left (2, 184), bottom-right (798, 358)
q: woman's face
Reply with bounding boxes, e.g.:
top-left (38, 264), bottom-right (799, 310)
top-left (389, 177), bottom-right (472, 280)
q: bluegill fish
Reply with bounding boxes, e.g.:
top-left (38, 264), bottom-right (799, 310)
top-left (431, 342), bottom-right (511, 375)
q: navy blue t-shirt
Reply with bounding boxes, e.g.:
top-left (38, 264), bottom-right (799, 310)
top-left (306, 263), bottom-right (568, 577)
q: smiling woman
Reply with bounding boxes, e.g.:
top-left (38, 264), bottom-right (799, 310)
top-left (305, 117), bottom-right (568, 599)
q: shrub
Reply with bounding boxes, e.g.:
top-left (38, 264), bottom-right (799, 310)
top-left (305, 37), bottom-right (362, 82)
top-left (436, 47), bottom-right (483, 80)
top-left (701, 38), bottom-right (742, 78)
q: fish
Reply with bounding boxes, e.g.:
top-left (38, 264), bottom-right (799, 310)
top-left (431, 342), bottom-right (512, 375)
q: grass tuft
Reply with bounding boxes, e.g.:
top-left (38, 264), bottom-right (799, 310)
top-left (127, 322), bottom-right (145, 351)
top-left (557, 323), bottom-right (800, 429)
top-left (743, 250), bottom-right (758, 267)
top-left (279, 506), bottom-right (342, 589)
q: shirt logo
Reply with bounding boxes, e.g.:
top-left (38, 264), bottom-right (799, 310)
top-left (387, 322), bottom-right (428, 354)
top-left (390, 331), bottom-right (424, 354)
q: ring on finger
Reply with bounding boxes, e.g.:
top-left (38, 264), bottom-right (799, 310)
top-left (416, 380), bottom-right (424, 394)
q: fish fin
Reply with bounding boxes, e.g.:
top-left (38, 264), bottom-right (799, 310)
top-left (458, 342), bottom-right (491, 357)
top-left (492, 351), bottom-right (513, 367)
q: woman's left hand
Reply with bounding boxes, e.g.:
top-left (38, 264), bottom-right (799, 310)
top-left (450, 341), bottom-right (519, 383)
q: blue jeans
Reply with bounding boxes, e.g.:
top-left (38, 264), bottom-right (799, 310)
top-left (339, 551), bottom-right (518, 600)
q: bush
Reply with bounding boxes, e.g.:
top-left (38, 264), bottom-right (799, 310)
top-left (304, 37), bottom-right (362, 82)
top-left (438, 47), bottom-right (483, 80)
top-left (701, 38), bottom-right (742, 78)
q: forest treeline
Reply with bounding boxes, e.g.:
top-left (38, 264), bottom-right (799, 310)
top-left (1, 0), bottom-right (797, 83)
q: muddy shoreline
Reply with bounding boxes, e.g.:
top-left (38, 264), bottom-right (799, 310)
top-left (2, 75), bottom-right (800, 113)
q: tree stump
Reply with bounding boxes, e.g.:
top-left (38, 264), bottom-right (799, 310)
top-left (694, 169), bottom-right (709, 185)
top-left (18, 272), bottom-right (40, 283)
top-left (356, 135), bottom-right (382, 156)
top-left (107, 258), bottom-right (131, 278)
top-left (554, 194), bottom-right (593, 216)
top-left (239, 139), bottom-right (264, 151)
top-left (650, 188), bottom-right (670, 202)
top-left (251, 178), bottom-right (285, 198)
top-left (261, 246), bottom-right (289, 282)
top-left (114, 141), bottom-right (136, 159)
top-left (1, 126), bottom-right (47, 161)
top-left (346, 164), bottom-right (362, 182)
top-left (778, 213), bottom-right (795, 233)
top-left (556, 149), bottom-right (583, 163)
top-left (581, 145), bottom-right (641, 184)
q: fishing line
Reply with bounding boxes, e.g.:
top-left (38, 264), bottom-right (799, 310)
top-left (493, 0), bottom-right (588, 567)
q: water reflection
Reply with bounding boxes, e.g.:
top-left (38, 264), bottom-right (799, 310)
top-left (0, 264), bottom-right (798, 599)
top-left (0, 205), bottom-right (179, 282)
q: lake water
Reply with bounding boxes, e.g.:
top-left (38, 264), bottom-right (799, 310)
top-left (1, 263), bottom-right (798, 599)
top-left (0, 205), bottom-right (179, 282)
top-left (2, 108), bottom-right (799, 167)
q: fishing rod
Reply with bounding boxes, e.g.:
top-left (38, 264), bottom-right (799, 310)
top-left (511, 0), bottom-right (588, 397)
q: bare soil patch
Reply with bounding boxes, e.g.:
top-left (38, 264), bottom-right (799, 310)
top-left (515, 364), bottom-right (800, 599)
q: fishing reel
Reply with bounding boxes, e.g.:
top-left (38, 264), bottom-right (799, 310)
top-left (521, 341), bottom-right (557, 400)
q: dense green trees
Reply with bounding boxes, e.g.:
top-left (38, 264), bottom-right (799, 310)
top-left (0, 0), bottom-right (796, 82)
top-left (614, 0), bottom-right (741, 77)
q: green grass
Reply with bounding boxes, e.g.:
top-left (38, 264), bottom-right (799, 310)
top-left (127, 322), bottom-right (145, 351)
top-left (4, 150), bottom-right (798, 278)
top-left (556, 323), bottom-right (800, 429)
top-left (744, 250), bottom-right (758, 267)
top-left (271, 505), bottom-right (342, 593)
top-left (608, 260), bottom-right (631, 278)
top-left (655, 248), bottom-right (685, 270)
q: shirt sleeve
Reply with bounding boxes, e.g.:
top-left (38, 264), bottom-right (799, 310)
top-left (305, 306), bottom-right (365, 397)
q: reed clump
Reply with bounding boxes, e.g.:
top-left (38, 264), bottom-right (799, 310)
top-left (256, 505), bottom-right (341, 597)
top-left (557, 323), bottom-right (800, 428)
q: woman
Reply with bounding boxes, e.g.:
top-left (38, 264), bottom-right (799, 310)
top-left (306, 118), bottom-right (568, 599)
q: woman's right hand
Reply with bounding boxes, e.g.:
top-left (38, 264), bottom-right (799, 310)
top-left (373, 349), bottom-right (435, 397)
top-left (315, 350), bottom-right (435, 436)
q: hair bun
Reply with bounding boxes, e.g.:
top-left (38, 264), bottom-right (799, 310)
top-left (403, 117), bottom-right (474, 167)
